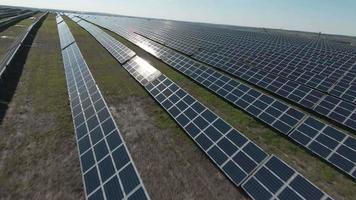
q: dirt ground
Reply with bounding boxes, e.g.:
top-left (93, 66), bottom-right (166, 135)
top-left (66, 17), bottom-right (248, 200)
top-left (0, 15), bottom-right (83, 199)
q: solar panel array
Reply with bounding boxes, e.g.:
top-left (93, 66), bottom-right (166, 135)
top-left (0, 9), bottom-right (35, 28)
top-left (128, 57), bottom-right (269, 186)
top-left (56, 14), bottom-right (63, 24)
top-left (56, 17), bottom-right (149, 200)
top-left (79, 15), bottom-right (356, 132)
top-left (242, 156), bottom-right (334, 200)
top-left (76, 15), bottom-right (356, 180)
top-left (56, 15), bottom-right (75, 50)
top-left (1, 12), bottom-right (46, 78)
top-left (77, 20), bottom-right (135, 64)
top-left (70, 16), bottom-right (333, 199)
top-left (162, 50), bottom-right (305, 135)
top-left (0, 7), bottom-right (29, 19)
top-left (290, 117), bottom-right (356, 178)
top-left (67, 14), bottom-right (82, 23)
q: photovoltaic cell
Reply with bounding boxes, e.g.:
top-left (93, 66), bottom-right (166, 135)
top-left (78, 15), bottom-right (356, 181)
top-left (314, 96), bottom-right (356, 130)
top-left (162, 51), bottom-right (305, 135)
top-left (56, 14), bottom-right (63, 24)
top-left (69, 15), bottom-right (333, 198)
top-left (77, 20), bottom-right (136, 64)
top-left (57, 19), bottom-right (149, 200)
top-left (290, 117), bottom-right (356, 178)
top-left (242, 155), bottom-right (333, 200)
top-left (125, 57), bottom-right (269, 186)
top-left (80, 14), bottom-right (356, 132)
top-left (57, 18), bottom-right (75, 49)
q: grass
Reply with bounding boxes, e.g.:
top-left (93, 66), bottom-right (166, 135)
top-left (0, 14), bottom-right (83, 199)
top-left (89, 20), bottom-right (356, 199)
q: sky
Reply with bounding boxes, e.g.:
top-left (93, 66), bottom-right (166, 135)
top-left (1, 0), bottom-right (356, 36)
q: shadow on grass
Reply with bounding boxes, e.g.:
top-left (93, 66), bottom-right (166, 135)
top-left (0, 15), bottom-right (47, 124)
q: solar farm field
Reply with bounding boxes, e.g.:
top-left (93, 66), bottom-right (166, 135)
top-left (0, 7), bottom-right (355, 200)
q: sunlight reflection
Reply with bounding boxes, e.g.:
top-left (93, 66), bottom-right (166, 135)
top-left (137, 42), bottom-right (158, 58)
top-left (134, 56), bottom-right (161, 82)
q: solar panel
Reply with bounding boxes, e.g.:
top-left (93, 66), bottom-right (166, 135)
top-left (125, 56), bottom-right (270, 186)
top-left (290, 117), bottom-right (356, 178)
top-left (57, 20), bottom-right (149, 200)
top-left (314, 96), bottom-right (356, 131)
top-left (242, 155), bottom-right (333, 200)
top-left (56, 14), bottom-right (63, 24)
top-left (124, 59), bottom-right (333, 197)
top-left (162, 50), bottom-right (305, 135)
top-left (78, 15), bottom-right (356, 180)
top-left (77, 20), bottom-right (136, 64)
top-left (57, 20), bottom-right (75, 49)
top-left (69, 15), bottom-right (334, 198)
top-left (84, 14), bottom-right (356, 132)
top-left (329, 81), bottom-right (356, 104)
top-left (73, 16), bottom-right (271, 185)
top-left (73, 15), bottom-right (305, 135)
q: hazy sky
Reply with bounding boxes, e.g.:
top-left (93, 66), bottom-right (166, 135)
top-left (1, 0), bottom-right (356, 36)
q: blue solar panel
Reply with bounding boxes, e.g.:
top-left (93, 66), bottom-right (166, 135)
top-left (70, 14), bottom-right (334, 198)
top-left (290, 117), bottom-right (356, 178)
top-left (79, 13), bottom-right (356, 132)
top-left (77, 20), bottom-right (136, 64)
top-left (242, 155), bottom-right (333, 200)
top-left (56, 14), bottom-right (63, 24)
top-left (162, 51), bottom-right (305, 135)
top-left (57, 20), bottom-right (149, 200)
top-left (57, 18), bottom-right (75, 49)
top-left (78, 15), bottom-right (356, 181)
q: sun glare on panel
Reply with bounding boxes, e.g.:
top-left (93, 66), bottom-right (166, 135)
top-left (137, 42), bottom-right (158, 57)
top-left (134, 56), bottom-right (161, 82)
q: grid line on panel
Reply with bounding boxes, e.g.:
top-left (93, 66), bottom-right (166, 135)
top-left (82, 16), bottom-right (356, 180)
top-left (57, 19), bottom-right (149, 200)
top-left (86, 14), bottom-right (356, 132)
top-left (73, 14), bottom-right (334, 199)
top-left (242, 155), bottom-right (333, 200)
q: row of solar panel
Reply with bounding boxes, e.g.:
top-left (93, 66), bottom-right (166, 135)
top-left (1, 12), bottom-right (45, 78)
top-left (127, 22), bottom-right (356, 107)
top-left (131, 24), bottom-right (355, 77)
top-left (133, 25), bottom-right (355, 93)
top-left (87, 16), bottom-right (356, 132)
top-left (0, 11), bottom-right (25, 20)
top-left (57, 19), bottom-right (75, 50)
top-left (162, 49), bottom-right (356, 179)
top-left (79, 16), bottom-right (356, 180)
top-left (73, 16), bottom-right (333, 200)
top-left (119, 17), bottom-right (352, 55)
top-left (127, 24), bottom-right (356, 132)
top-left (134, 22), bottom-right (356, 70)
top-left (0, 10), bottom-right (35, 27)
top-left (194, 55), bottom-right (356, 131)
top-left (56, 15), bottom-right (63, 24)
top-left (77, 20), bottom-right (135, 64)
top-left (192, 49), bottom-right (356, 103)
top-left (56, 16), bottom-right (149, 200)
